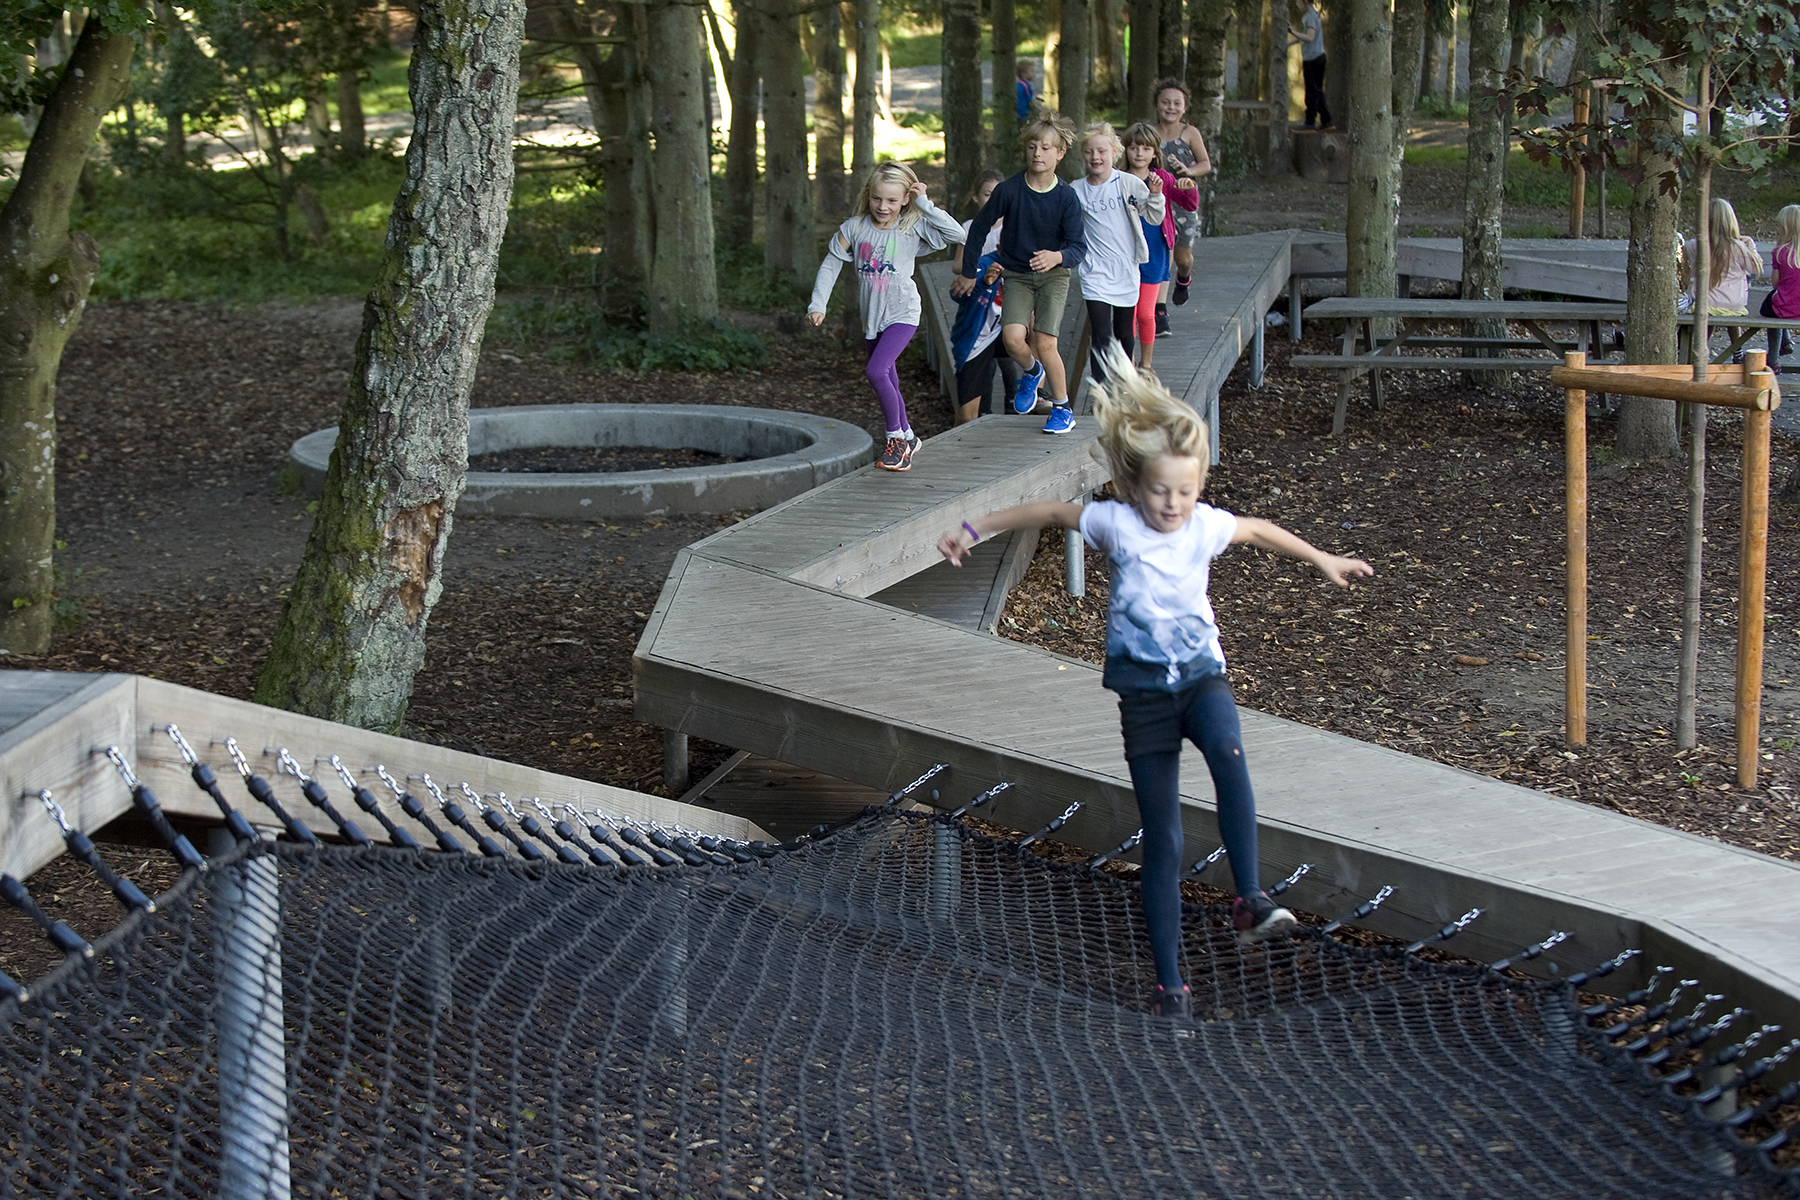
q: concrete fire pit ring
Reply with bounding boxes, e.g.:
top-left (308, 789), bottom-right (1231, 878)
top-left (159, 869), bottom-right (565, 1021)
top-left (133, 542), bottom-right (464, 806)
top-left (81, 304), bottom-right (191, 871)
top-left (287, 403), bottom-right (874, 518)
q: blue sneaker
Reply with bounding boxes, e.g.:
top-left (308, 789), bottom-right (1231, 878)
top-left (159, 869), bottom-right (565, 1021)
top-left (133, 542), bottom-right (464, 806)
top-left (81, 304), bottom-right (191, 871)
top-left (1013, 362), bottom-right (1043, 415)
top-left (1042, 404), bottom-right (1076, 434)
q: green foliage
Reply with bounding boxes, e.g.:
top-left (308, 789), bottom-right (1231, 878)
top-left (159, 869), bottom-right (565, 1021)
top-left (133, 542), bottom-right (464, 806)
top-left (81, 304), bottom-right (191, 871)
top-left (1212, 119), bottom-right (1253, 183)
top-left (892, 109), bottom-right (944, 134)
top-left (715, 237), bottom-right (808, 312)
top-left (496, 170), bottom-right (611, 292)
top-left (1413, 97), bottom-right (1468, 120)
top-left (486, 300), bottom-right (768, 373)
top-left (1, 1), bottom-right (155, 113)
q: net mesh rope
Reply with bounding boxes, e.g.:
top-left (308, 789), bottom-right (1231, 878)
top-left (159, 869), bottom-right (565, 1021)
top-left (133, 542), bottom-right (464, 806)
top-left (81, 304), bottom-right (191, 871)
top-left (0, 808), bottom-right (1789, 1199)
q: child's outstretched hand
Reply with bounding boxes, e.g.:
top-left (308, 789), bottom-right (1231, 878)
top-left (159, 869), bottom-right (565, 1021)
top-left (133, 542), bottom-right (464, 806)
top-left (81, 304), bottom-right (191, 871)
top-left (1316, 554), bottom-right (1375, 588)
top-left (806, 311), bottom-right (825, 326)
top-left (938, 527), bottom-right (975, 566)
top-left (1175, 177), bottom-right (1198, 191)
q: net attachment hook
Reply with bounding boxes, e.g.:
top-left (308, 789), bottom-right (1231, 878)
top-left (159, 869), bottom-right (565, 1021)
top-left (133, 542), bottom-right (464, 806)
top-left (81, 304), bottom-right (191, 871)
top-left (948, 781), bottom-right (1011, 820)
top-left (1320, 884), bottom-right (1395, 936)
top-left (1182, 844), bottom-right (1228, 879)
top-left (1019, 801), bottom-right (1082, 848)
top-left (165, 724), bottom-right (201, 768)
top-left (37, 789), bottom-right (75, 837)
top-left (1405, 907), bottom-right (1484, 955)
top-left (225, 737), bottom-right (253, 779)
top-left (886, 762), bottom-right (949, 806)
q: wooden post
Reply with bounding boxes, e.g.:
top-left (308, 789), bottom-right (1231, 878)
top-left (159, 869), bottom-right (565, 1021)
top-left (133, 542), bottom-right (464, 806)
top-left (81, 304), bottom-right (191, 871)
top-left (1568, 86), bottom-right (1588, 238)
top-left (1564, 351), bottom-right (1588, 746)
top-left (1737, 353), bottom-right (1774, 787)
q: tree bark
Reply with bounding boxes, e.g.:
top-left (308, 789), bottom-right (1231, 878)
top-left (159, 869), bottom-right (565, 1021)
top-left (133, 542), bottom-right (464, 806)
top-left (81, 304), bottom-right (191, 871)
top-left (1420, 27), bottom-right (1438, 100)
top-left (646, 0), bottom-right (719, 329)
top-left (1268, 0), bottom-right (1290, 140)
top-left (0, 22), bottom-right (135, 655)
top-left (1617, 73), bottom-right (1683, 461)
top-left (1459, 0), bottom-right (1507, 373)
top-left (723, 0), bottom-right (761, 245)
top-left (253, 0), bottom-right (524, 729)
top-left (811, 2), bottom-right (847, 216)
top-left (1235, 0), bottom-right (1262, 99)
top-left (942, 0), bottom-right (985, 209)
top-left (336, 67), bottom-right (368, 158)
top-left (1128, 0), bottom-right (1160, 119)
top-left (1346, 0), bottom-right (1395, 305)
top-left (760, 0), bottom-right (816, 285)
top-left (1044, 0), bottom-right (1063, 109)
top-left (1391, 0), bottom-right (1423, 141)
top-left (597, 9), bottom-right (655, 303)
top-left (1187, 0), bottom-right (1230, 233)
top-left (303, 79), bottom-right (334, 152)
top-left (1058, 0), bottom-right (1089, 136)
top-left (1159, 0), bottom-right (1188, 81)
top-left (1326, 0), bottom-right (1350, 129)
top-left (992, 0), bottom-right (1021, 174)
top-left (851, 0), bottom-right (878, 177)
top-left (1093, 0), bottom-right (1125, 104)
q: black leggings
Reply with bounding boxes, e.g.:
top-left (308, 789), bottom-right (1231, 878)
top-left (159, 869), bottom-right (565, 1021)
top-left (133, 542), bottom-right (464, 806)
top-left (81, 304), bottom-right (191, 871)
top-left (1761, 291), bottom-right (1794, 364)
top-left (1086, 300), bottom-right (1137, 385)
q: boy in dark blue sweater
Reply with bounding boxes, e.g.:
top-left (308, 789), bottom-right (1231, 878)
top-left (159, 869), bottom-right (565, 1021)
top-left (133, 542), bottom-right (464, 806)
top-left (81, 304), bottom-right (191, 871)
top-left (954, 113), bottom-right (1088, 433)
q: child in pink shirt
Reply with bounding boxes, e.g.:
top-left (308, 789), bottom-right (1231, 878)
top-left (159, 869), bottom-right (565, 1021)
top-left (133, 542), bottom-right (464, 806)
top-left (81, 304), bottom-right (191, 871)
top-left (1762, 204), bottom-right (1800, 371)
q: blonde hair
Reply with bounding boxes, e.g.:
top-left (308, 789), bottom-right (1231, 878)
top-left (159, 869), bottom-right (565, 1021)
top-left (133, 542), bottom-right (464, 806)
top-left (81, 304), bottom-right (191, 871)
top-left (1707, 197), bottom-right (1763, 291)
top-left (1081, 120), bottom-right (1125, 160)
top-left (1089, 345), bottom-right (1210, 495)
top-left (1777, 204), bottom-right (1800, 269)
top-left (853, 162), bottom-right (924, 233)
top-left (1019, 111), bottom-right (1078, 153)
top-left (1121, 121), bottom-right (1165, 169)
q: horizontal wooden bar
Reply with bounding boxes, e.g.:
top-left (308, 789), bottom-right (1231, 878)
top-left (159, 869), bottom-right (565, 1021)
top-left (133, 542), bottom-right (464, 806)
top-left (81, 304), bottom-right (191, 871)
top-left (1550, 365), bottom-right (1775, 409)
top-left (1294, 355), bottom-right (1561, 371)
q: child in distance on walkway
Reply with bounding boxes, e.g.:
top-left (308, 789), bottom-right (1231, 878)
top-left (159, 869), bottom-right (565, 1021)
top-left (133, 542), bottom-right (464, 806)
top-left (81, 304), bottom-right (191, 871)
top-left (1152, 79), bottom-right (1213, 312)
top-left (950, 170), bottom-right (1020, 424)
top-left (809, 162), bottom-right (965, 472)
top-left (936, 348), bottom-right (1374, 1018)
top-left (955, 113), bottom-right (1089, 434)
top-left (1073, 122), bottom-right (1165, 391)
top-left (1121, 122), bottom-right (1199, 371)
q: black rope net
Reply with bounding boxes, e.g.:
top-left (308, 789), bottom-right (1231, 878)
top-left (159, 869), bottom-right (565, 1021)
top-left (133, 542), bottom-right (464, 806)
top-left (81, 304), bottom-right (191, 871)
top-left (3, 793), bottom-right (1796, 1200)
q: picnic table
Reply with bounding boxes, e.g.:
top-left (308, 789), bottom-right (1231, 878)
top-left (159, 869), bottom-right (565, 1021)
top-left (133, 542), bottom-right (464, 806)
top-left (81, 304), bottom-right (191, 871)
top-left (1291, 297), bottom-right (1627, 433)
top-left (1677, 294), bottom-right (1800, 366)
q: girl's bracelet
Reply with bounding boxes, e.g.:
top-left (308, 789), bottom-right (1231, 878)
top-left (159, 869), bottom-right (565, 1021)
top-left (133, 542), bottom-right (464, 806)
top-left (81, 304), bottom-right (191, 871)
top-left (962, 522), bottom-right (981, 543)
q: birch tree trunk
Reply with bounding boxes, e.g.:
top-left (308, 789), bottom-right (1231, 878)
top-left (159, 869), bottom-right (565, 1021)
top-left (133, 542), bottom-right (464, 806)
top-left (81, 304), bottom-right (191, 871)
top-left (723, 0), bottom-right (761, 246)
top-left (1058, 0), bottom-right (1089, 135)
top-left (992, 0), bottom-right (1021, 174)
top-left (0, 21), bottom-right (135, 655)
top-left (1128, 0), bottom-right (1160, 118)
top-left (1187, 0), bottom-right (1230, 234)
top-left (1160, 0), bottom-right (1188, 80)
top-left (646, 0), bottom-right (719, 329)
top-left (1346, 0), bottom-right (1395, 305)
top-left (253, 0), bottom-right (525, 729)
top-left (1460, 0), bottom-right (1507, 376)
top-left (760, 0), bottom-right (817, 285)
top-left (811, 3), bottom-right (847, 215)
top-left (1617, 70), bottom-right (1683, 461)
top-left (942, 0), bottom-right (985, 209)
top-left (851, 0), bottom-right (878, 177)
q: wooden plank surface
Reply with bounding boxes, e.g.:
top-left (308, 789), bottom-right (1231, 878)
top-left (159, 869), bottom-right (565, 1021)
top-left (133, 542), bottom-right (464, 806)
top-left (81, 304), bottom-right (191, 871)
top-left (1292, 356), bottom-right (1563, 371)
top-left (872, 529), bottom-right (1020, 629)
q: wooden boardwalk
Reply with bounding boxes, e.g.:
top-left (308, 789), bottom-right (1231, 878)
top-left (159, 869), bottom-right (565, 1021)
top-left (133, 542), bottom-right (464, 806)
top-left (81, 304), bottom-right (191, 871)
top-left (638, 233), bottom-right (1800, 1037)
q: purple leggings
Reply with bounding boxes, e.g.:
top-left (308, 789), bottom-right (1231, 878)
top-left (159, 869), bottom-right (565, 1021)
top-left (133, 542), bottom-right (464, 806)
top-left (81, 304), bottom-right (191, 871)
top-left (865, 323), bottom-right (917, 433)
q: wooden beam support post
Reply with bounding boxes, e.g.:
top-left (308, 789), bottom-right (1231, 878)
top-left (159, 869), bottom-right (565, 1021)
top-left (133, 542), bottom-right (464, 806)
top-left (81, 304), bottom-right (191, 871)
top-left (1563, 351), bottom-right (1588, 746)
top-left (1737, 352), bottom-right (1774, 787)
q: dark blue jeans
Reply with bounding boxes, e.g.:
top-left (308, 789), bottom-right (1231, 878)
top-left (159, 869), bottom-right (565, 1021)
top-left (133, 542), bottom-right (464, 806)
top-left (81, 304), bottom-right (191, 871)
top-left (1118, 675), bottom-right (1262, 988)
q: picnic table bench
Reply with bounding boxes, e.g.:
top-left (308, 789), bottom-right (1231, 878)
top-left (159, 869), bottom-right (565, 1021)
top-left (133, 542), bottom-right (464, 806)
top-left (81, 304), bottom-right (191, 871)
top-left (1291, 297), bottom-right (1627, 433)
top-left (1677, 296), bottom-right (1800, 366)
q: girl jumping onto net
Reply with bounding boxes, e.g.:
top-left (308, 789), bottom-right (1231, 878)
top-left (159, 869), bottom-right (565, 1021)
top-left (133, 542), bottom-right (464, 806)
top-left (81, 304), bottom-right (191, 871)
top-left (809, 162), bottom-right (966, 472)
top-left (936, 348), bottom-right (1373, 1018)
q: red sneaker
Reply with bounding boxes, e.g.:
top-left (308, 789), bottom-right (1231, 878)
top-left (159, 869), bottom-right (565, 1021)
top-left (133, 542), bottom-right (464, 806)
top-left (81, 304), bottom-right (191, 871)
top-left (875, 435), bottom-right (913, 472)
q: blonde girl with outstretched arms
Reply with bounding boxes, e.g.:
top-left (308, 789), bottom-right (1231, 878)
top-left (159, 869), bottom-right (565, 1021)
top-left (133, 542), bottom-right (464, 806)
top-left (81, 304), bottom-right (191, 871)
top-left (808, 161), bottom-right (965, 472)
top-left (937, 348), bottom-right (1373, 1018)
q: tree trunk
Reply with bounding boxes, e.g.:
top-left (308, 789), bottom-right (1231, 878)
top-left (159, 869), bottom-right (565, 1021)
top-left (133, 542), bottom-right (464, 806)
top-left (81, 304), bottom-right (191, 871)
top-left (253, 0), bottom-right (524, 730)
top-left (811, 3), bottom-right (847, 216)
top-left (1058, 0), bottom-right (1089, 135)
top-left (1391, 0), bottom-right (1423, 141)
top-left (336, 67), bottom-right (367, 158)
top-left (1420, 27), bottom-right (1438, 100)
top-left (1459, 0), bottom-right (1507, 373)
top-left (1325, 0), bottom-right (1350, 129)
top-left (1159, 0), bottom-right (1188, 81)
top-left (1128, 0), bottom-right (1160, 119)
top-left (851, 0), bottom-right (878, 177)
top-left (1504, 0), bottom-right (1524, 74)
top-left (1268, 0), bottom-right (1290, 142)
top-left (167, 110), bottom-right (187, 161)
top-left (303, 79), bottom-right (333, 152)
top-left (992, 0), bottom-right (1021, 174)
top-left (723, 0), bottom-right (761, 245)
top-left (646, 0), bottom-right (719, 329)
top-left (0, 22), bottom-right (134, 655)
top-left (760, 0), bottom-right (816, 286)
top-left (1187, 0), bottom-right (1230, 233)
top-left (1617, 75), bottom-right (1683, 461)
top-left (1346, 0), bottom-right (1395, 306)
top-left (1044, 0), bottom-right (1063, 109)
top-left (1235, 0), bottom-right (1261, 99)
top-left (1093, 0), bottom-right (1124, 104)
top-left (942, 0), bottom-right (985, 209)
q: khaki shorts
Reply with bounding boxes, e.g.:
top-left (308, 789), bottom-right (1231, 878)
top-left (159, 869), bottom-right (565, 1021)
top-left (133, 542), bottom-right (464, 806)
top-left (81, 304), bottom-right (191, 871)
top-left (1000, 266), bottom-right (1072, 335)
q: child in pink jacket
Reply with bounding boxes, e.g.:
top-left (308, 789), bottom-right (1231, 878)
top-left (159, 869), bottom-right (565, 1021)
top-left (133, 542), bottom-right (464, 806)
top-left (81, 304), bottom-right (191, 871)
top-left (1122, 121), bottom-right (1199, 370)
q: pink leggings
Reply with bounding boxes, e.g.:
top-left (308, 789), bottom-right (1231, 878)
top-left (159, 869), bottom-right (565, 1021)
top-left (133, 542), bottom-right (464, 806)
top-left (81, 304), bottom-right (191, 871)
top-left (1134, 283), bottom-right (1161, 348)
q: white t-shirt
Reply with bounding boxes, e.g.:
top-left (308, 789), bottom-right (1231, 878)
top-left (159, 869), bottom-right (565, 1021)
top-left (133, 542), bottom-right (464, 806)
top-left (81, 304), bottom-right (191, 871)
top-left (1073, 173), bottom-right (1144, 306)
top-left (1080, 499), bottom-right (1239, 691)
top-left (961, 217), bottom-right (1005, 357)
